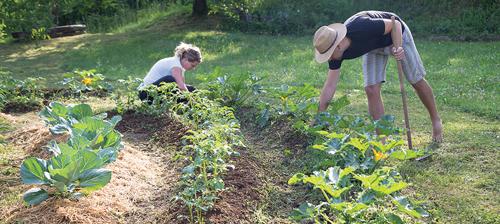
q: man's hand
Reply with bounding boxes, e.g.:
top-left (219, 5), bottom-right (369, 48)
top-left (392, 46), bottom-right (404, 61)
top-left (309, 119), bottom-right (316, 127)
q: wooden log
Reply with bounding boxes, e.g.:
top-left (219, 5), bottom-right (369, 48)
top-left (11, 25), bottom-right (86, 39)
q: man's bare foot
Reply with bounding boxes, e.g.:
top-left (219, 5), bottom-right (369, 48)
top-left (432, 118), bottom-right (443, 142)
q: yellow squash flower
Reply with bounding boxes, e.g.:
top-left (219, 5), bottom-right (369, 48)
top-left (280, 96), bottom-right (287, 101)
top-left (82, 78), bottom-right (93, 85)
top-left (372, 149), bottom-right (388, 162)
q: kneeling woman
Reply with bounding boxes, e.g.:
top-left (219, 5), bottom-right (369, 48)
top-left (138, 42), bottom-right (202, 103)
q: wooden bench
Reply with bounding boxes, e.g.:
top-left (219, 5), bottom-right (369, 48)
top-left (11, 25), bottom-right (87, 39)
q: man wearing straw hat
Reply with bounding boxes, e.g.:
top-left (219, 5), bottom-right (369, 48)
top-left (311, 11), bottom-right (443, 142)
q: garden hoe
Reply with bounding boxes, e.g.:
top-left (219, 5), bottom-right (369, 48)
top-left (391, 16), bottom-right (413, 150)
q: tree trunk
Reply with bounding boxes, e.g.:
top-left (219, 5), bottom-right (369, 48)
top-left (192, 0), bottom-right (208, 16)
top-left (50, 0), bottom-right (60, 25)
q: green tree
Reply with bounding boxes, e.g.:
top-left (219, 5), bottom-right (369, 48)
top-left (0, 0), bottom-right (57, 36)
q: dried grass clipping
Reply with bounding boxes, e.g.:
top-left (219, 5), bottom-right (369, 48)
top-left (4, 123), bottom-right (70, 161)
top-left (2, 142), bottom-right (162, 224)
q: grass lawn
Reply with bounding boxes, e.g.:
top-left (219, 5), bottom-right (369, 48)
top-left (1, 13), bottom-right (499, 223)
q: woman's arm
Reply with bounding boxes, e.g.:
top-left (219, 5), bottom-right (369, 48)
top-left (172, 67), bottom-right (188, 91)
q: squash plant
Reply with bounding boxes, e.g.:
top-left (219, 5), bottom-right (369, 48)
top-left (58, 70), bottom-right (115, 94)
top-left (255, 83), bottom-right (321, 128)
top-left (289, 167), bottom-right (428, 223)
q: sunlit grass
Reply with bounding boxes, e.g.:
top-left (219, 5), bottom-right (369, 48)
top-left (0, 12), bottom-right (499, 223)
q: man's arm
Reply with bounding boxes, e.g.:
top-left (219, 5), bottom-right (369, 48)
top-left (382, 19), bottom-right (404, 60)
top-left (309, 68), bottom-right (341, 126)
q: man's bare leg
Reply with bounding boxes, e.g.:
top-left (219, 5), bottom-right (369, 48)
top-left (365, 82), bottom-right (386, 143)
top-left (411, 78), bottom-right (443, 141)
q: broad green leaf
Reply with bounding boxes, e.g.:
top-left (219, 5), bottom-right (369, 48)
top-left (50, 158), bottom-right (81, 185)
top-left (288, 173), bottom-right (305, 185)
top-left (109, 116), bottom-right (122, 126)
top-left (357, 192), bottom-right (375, 205)
top-left (70, 104), bottom-right (93, 120)
top-left (305, 125), bottom-right (323, 136)
top-left (325, 167), bottom-right (354, 185)
top-left (347, 203), bottom-right (369, 214)
top-left (53, 181), bottom-right (67, 192)
top-left (50, 102), bottom-right (69, 119)
top-left (386, 213), bottom-right (404, 224)
top-left (393, 197), bottom-right (429, 218)
top-left (104, 82), bottom-right (116, 93)
top-left (49, 123), bottom-right (71, 135)
top-left (59, 142), bottom-right (78, 156)
top-left (61, 72), bottom-right (74, 78)
top-left (23, 188), bottom-right (49, 206)
top-left (96, 130), bottom-right (122, 149)
top-left (50, 154), bottom-right (72, 169)
top-left (73, 150), bottom-right (103, 171)
top-left (20, 158), bottom-right (50, 185)
top-left (290, 202), bottom-right (316, 221)
top-left (354, 170), bottom-right (409, 197)
top-left (324, 186), bottom-right (351, 198)
top-left (324, 138), bottom-right (341, 155)
top-left (182, 166), bottom-right (197, 174)
top-left (46, 140), bottom-right (61, 155)
top-left (69, 192), bottom-right (85, 198)
top-left (360, 157), bottom-right (374, 170)
top-left (344, 153), bottom-right (360, 170)
top-left (313, 139), bottom-right (326, 145)
top-left (39, 108), bottom-right (59, 125)
top-left (328, 95), bottom-right (350, 111)
top-left (349, 138), bottom-right (370, 155)
top-left (67, 136), bottom-right (91, 151)
top-left (325, 132), bottom-right (345, 139)
top-left (73, 123), bottom-right (88, 130)
top-left (79, 169), bottom-right (112, 191)
top-left (97, 147), bottom-right (118, 165)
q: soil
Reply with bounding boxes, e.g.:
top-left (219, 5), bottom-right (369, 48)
top-left (105, 109), bottom-right (265, 223)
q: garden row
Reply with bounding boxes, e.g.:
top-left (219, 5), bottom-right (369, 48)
top-left (4, 67), bottom-right (434, 223)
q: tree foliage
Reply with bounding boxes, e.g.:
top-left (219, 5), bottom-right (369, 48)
top-left (0, 0), bottom-right (57, 35)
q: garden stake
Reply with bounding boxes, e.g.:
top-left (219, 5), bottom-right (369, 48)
top-left (391, 16), bottom-right (413, 150)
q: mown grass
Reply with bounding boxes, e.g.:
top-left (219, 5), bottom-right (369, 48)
top-left (0, 13), bottom-right (499, 223)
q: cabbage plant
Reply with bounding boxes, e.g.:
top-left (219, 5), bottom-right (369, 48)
top-left (21, 151), bottom-right (111, 206)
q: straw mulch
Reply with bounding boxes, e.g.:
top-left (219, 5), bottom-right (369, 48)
top-left (1, 116), bottom-right (164, 223)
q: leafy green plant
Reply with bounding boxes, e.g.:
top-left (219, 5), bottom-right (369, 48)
top-left (136, 82), bottom-right (178, 115)
top-left (167, 87), bottom-right (245, 223)
top-left (58, 70), bottom-right (115, 94)
top-left (289, 167), bottom-right (428, 223)
top-left (112, 76), bottom-right (143, 114)
top-left (255, 83), bottom-right (320, 128)
top-left (20, 102), bottom-right (123, 206)
top-left (197, 67), bottom-right (265, 108)
top-left (0, 118), bottom-right (8, 144)
top-left (0, 71), bottom-right (46, 106)
top-left (39, 102), bottom-right (122, 135)
top-left (20, 151), bottom-right (112, 206)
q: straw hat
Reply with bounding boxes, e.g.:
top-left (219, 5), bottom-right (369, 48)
top-left (313, 23), bottom-right (347, 63)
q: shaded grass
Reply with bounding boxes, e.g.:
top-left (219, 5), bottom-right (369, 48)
top-left (0, 13), bottom-right (499, 223)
